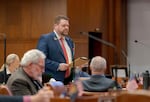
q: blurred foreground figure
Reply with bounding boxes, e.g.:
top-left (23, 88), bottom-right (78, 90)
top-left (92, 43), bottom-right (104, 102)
top-left (0, 86), bottom-right (54, 102)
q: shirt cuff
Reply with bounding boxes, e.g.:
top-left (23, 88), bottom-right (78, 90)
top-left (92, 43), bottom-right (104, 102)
top-left (23, 96), bottom-right (31, 102)
top-left (57, 64), bottom-right (61, 71)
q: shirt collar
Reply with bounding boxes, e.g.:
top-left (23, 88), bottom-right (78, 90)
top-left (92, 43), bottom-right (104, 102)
top-left (6, 67), bottom-right (11, 74)
top-left (54, 30), bottom-right (65, 40)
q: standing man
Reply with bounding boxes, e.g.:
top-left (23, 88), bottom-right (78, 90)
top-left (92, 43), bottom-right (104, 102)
top-left (37, 15), bottom-right (74, 84)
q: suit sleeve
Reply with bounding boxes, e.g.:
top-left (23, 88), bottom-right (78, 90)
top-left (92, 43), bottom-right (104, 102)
top-left (0, 96), bottom-right (23, 102)
top-left (10, 79), bottom-right (35, 95)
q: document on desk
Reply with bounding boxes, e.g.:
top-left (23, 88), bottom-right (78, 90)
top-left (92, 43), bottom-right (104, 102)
top-left (69, 57), bottom-right (89, 68)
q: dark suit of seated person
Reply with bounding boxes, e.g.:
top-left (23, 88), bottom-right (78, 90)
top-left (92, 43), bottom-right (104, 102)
top-left (0, 86), bottom-right (54, 102)
top-left (0, 54), bottom-right (20, 84)
top-left (82, 56), bottom-right (121, 92)
top-left (7, 49), bottom-right (46, 95)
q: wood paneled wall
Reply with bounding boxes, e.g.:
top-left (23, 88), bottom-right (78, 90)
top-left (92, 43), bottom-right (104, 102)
top-left (0, 0), bottom-right (67, 66)
top-left (67, 0), bottom-right (127, 73)
top-left (0, 0), bottom-right (127, 74)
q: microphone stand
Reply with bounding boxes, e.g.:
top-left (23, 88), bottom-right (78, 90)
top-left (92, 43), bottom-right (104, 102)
top-left (121, 50), bottom-right (130, 78)
top-left (80, 32), bottom-right (118, 88)
top-left (71, 43), bottom-right (76, 82)
top-left (72, 57), bottom-right (76, 81)
top-left (0, 33), bottom-right (7, 84)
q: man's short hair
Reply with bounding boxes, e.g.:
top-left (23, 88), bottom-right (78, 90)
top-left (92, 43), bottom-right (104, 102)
top-left (54, 15), bottom-right (69, 24)
top-left (90, 56), bottom-right (107, 71)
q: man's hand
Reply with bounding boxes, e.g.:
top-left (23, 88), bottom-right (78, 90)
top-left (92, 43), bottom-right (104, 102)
top-left (31, 86), bottom-right (54, 102)
top-left (58, 63), bottom-right (69, 71)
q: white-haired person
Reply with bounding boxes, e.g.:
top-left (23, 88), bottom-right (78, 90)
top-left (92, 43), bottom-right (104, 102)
top-left (0, 54), bottom-right (20, 83)
top-left (82, 56), bottom-right (121, 92)
top-left (7, 49), bottom-right (46, 95)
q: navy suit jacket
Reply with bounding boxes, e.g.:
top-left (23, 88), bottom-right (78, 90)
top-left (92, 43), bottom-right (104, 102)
top-left (37, 32), bottom-right (74, 82)
top-left (0, 96), bottom-right (23, 102)
top-left (0, 70), bottom-right (11, 84)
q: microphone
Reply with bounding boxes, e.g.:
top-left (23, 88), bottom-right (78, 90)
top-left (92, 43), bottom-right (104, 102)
top-left (0, 33), bottom-right (7, 84)
top-left (134, 40), bottom-right (138, 43)
top-left (134, 40), bottom-right (150, 49)
top-left (80, 32), bottom-right (116, 48)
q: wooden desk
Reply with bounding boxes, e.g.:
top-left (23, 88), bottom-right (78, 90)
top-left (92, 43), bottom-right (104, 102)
top-left (51, 95), bottom-right (99, 102)
top-left (51, 97), bottom-right (70, 102)
top-left (116, 90), bottom-right (150, 102)
top-left (50, 91), bottom-right (120, 102)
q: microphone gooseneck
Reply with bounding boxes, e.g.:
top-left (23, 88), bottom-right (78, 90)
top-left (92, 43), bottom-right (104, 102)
top-left (121, 50), bottom-right (130, 78)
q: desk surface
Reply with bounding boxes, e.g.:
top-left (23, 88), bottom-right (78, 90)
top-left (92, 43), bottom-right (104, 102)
top-left (50, 91), bottom-right (118, 102)
top-left (51, 89), bottom-right (150, 102)
top-left (51, 95), bottom-right (100, 102)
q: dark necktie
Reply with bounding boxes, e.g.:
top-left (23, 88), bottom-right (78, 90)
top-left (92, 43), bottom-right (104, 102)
top-left (33, 80), bottom-right (43, 90)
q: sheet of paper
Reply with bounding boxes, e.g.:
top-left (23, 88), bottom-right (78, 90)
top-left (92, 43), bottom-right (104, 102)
top-left (69, 57), bottom-right (89, 68)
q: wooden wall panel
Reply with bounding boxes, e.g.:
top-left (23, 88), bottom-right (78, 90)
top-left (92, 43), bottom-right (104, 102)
top-left (0, 0), bottom-right (67, 66)
top-left (67, 0), bottom-right (105, 38)
top-left (30, 0), bottom-right (67, 38)
top-left (67, 0), bottom-right (127, 74)
top-left (0, 0), bottom-right (127, 75)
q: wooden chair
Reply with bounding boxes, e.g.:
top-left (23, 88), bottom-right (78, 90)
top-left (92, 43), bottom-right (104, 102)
top-left (76, 96), bottom-right (99, 102)
top-left (51, 97), bottom-right (70, 102)
top-left (98, 96), bottom-right (115, 102)
top-left (0, 85), bottom-right (12, 96)
top-left (116, 90), bottom-right (150, 102)
top-left (110, 65), bottom-right (128, 88)
top-left (82, 91), bottom-right (120, 102)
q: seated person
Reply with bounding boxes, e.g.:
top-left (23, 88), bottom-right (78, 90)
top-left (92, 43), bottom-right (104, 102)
top-left (0, 86), bottom-right (54, 102)
top-left (82, 56), bottom-right (121, 92)
top-left (0, 54), bottom-right (20, 83)
top-left (7, 49), bottom-right (46, 95)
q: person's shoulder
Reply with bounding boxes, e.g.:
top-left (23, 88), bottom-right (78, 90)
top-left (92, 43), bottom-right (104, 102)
top-left (8, 69), bottom-right (30, 84)
top-left (9, 68), bottom-right (24, 79)
top-left (104, 77), bottom-right (114, 81)
top-left (65, 36), bottom-right (74, 43)
top-left (0, 70), bottom-right (4, 74)
top-left (40, 32), bottom-right (56, 39)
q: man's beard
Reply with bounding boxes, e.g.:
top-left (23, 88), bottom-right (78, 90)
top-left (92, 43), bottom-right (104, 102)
top-left (62, 33), bottom-right (68, 36)
top-left (31, 69), bottom-right (42, 82)
top-left (61, 30), bottom-right (69, 36)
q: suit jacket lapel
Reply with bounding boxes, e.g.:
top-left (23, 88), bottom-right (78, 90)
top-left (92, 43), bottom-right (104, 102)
top-left (52, 33), bottom-right (66, 60)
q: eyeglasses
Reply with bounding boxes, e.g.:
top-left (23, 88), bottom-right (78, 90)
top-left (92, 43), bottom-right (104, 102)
top-left (32, 63), bottom-right (45, 69)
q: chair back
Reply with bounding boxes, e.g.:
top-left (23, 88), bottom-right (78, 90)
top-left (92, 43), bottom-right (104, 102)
top-left (116, 90), bottom-right (150, 102)
top-left (0, 85), bottom-right (12, 96)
